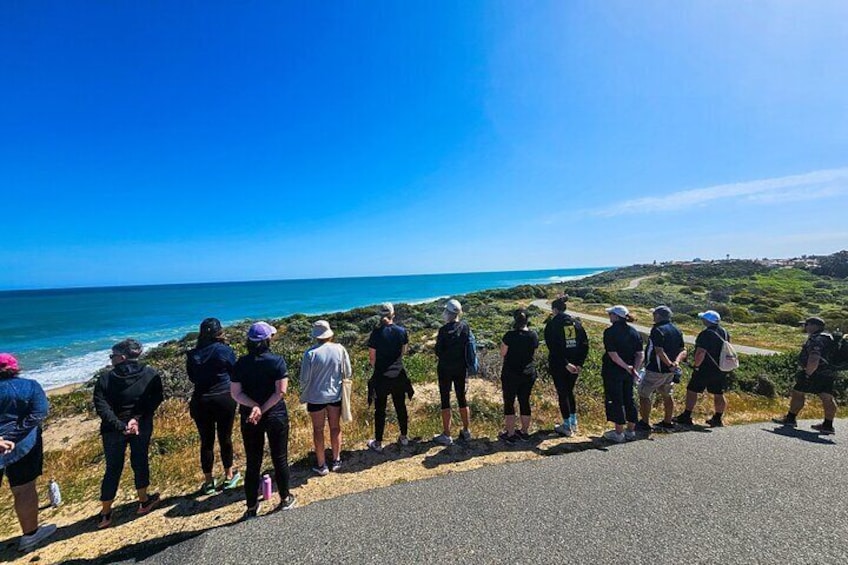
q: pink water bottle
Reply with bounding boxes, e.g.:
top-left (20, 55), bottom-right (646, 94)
top-left (261, 474), bottom-right (273, 501)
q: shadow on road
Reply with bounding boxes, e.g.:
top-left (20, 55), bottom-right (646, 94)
top-left (763, 425), bottom-right (836, 445)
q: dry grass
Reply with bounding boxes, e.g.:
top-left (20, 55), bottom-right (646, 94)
top-left (1, 377), bottom-right (844, 563)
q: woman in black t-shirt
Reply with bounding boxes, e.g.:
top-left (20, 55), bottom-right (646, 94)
top-left (231, 322), bottom-right (295, 519)
top-left (601, 305), bottom-right (643, 443)
top-left (499, 309), bottom-right (539, 442)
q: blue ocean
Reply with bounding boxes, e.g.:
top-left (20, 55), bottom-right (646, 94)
top-left (0, 268), bottom-right (604, 389)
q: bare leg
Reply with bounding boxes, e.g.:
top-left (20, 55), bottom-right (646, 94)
top-left (459, 406), bottom-right (470, 432)
top-left (504, 414), bottom-right (515, 434)
top-left (440, 408), bottom-right (451, 435)
top-left (820, 393), bottom-right (837, 420)
top-left (310, 409), bottom-right (327, 467)
top-left (137, 486), bottom-right (149, 503)
top-left (789, 390), bottom-right (806, 415)
top-left (520, 415), bottom-right (531, 433)
top-left (714, 394), bottom-right (727, 415)
top-left (11, 480), bottom-right (38, 534)
top-left (662, 393), bottom-right (674, 423)
top-left (326, 405), bottom-right (342, 461)
top-left (639, 396), bottom-right (652, 422)
top-left (685, 390), bottom-right (698, 411)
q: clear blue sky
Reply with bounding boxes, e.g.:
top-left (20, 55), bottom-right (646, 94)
top-left (2, 1), bottom-right (847, 290)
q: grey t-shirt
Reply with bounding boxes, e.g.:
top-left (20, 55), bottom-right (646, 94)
top-left (298, 342), bottom-right (352, 405)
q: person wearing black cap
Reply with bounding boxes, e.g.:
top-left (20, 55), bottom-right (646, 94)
top-left (186, 318), bottom-right (240, 494)
top-left (543, 296), bottom-right (589, 436)
top-left (94, 339), bottom-right (164, 529)
top-left (773, 317), bottom-right (838, 435)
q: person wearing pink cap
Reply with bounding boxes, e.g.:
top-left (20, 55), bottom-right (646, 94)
top-left (0, 353), bottom-right (57, 552)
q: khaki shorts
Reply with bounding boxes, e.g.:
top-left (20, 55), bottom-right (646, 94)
top-left (638, 370), bottom-right (674, 399)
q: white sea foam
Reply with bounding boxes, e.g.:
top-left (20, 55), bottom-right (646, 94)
top-left (22, 341), bottom-right (166, 391)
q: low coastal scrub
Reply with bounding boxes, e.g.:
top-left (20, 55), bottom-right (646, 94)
top-left (3, 259), bottom-right (847, 553)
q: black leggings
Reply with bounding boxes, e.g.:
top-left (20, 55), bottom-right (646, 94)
top-left (551, 366), bottom-right (578, 420)
top-left (374, 380), bottom-right (409, 442)
top-left (502, 373), bottom-right (534, 416)
top-left (190, 393), bottom-right (236, 474)
top-left (438, 367), bottom-right (468, 410)
top-left (241, 412), bottom-right (290, 509)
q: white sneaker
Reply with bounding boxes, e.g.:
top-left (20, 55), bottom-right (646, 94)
top-left (602, 430), bottom-right (626, 443)
top-left (398, 435), bottom-right (409, 446)
top-left (18, 524), bottom-right (57, 552)
top-left (367, 439), bottom-right (383, 453)
top-left (433, 433), bottom-right (453, 446)
top-left (554, 424), bottom-right (573, 437)
top-left (623, 429), bottom-right (637, 441)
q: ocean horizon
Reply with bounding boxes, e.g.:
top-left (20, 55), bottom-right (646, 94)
top-left (0, 267), bottom-right (607, 390)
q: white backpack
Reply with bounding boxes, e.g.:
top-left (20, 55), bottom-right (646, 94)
top-left (707, 329), bottom-right (739, 372)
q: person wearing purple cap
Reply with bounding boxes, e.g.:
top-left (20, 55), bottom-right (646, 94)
top-left (0, 353), bottom-right (57, 552)
top-left (674, 310), bottom-right (731, 427)
top-left (231, 321), bottom-right (295, 519)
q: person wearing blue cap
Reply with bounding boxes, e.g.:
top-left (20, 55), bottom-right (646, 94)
top-left (674, 310), bottom-right (731, 427)
top-left (231, 322), bottom-right (296, 519)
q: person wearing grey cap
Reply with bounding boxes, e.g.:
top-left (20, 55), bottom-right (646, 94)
top-left (601, 306), bottom-right (643, 443)
top-left (299, 320), bottom-right (352, 474)
top-left (366, 303), bottom-right (412, 453)
top-left (635, 306), bottom-right (686, 433)
top-left (433, 299), bottom-right (473, 445)
top-left (773, 317), bottom-right (838, 435)
top-left (674, 310), bottom-right (731, 427)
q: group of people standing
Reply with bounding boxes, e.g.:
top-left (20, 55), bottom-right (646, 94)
top-left (0, 296), bottom-right (841, 552)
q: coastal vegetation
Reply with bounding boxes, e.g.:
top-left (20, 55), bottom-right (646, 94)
top-left (2, 255), bottom-right (847, 563)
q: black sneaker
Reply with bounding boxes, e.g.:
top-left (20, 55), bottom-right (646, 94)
top-left (653, 421), bottom-right (675, 432)
top-left (672, 413), bottom-right (693, 426)
top-left (241, 506), bottom-right (258, 521)
top-left (634, 420), bottom-right (652, 433)
top-left (772, 416), bottom-right (797, 427)
top-left (705, 416), bottom-right (724, 428)
top-left (498, 431), bottom-right (517, 444)
top-left (811, 423), bottom-right (836, 435)
top-left (514, 430), bottom-right (531, 441)
top-left (277, 494), bottom-right (297, 511)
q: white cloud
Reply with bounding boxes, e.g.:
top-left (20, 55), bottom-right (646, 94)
top-left (590, 167), bottom-right (848, 217)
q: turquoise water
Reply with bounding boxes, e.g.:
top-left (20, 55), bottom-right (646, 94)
top-left (0, 268), bottom-right (605, 389)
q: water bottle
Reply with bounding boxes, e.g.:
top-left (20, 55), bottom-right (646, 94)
top-left (48, 479), bottom-right (62, 508)
top-left (635, 368), bottom-right (645, 384)
top-left (261, 474), bottom-right (273, 501)
top-left (672, 366), bottom-right (683, 384)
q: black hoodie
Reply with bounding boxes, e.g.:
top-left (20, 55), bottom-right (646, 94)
top-left (94, 360), bottom-right (164, 434)
top-left (186, 342), bottom-right (237, 399)
top-left (544, 312), bottom-right (590, 367)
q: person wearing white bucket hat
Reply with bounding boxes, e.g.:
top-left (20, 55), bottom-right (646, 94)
top-left (299, 321), bottom-right (352, 475)
top-left (601, 306), bottom-right (643, 443)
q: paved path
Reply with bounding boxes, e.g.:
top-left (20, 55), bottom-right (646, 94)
top-left (134, 420), bottom-right (846, 564)
top-left (529, 299), bottom-right (779, 356)
top-left (624, 274), bottom-right (658, 290)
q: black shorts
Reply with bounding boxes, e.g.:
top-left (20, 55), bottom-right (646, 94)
top-left (793, 370), bottom-right (836, 395)
top-left (687, 370), bottom-right (727, 395)
top-left (0, 430), bottom-right (43, 488)
top-left (307, 401), bottom-right (342, 413)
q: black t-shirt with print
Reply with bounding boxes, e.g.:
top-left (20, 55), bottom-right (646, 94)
top-left (502, 329), bottom-right (539, 377)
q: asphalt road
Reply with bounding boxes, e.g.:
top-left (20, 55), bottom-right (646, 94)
top-left (529, 299), bottom-right (779, 356)
top-left (134, 420), bottom-right (846, 564)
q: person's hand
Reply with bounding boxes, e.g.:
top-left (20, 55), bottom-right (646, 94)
top-left (566, 363), bottom-right (579, 375)
top-left (124, 418), bottom-right (139, 436)
top-left (248, 406), bottom-right (262, 425)
top-left (0, 437), bottom-right (14, 454)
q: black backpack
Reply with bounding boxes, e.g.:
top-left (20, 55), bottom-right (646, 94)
top-left (830, 330), bottom-right (848, 368)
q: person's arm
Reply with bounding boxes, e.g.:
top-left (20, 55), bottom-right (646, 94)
top-left (693, 348), bottom-right (707, 369)
top-left (298, 350), bottom-right (312, 400)
top-left (574, 323), bottom-right (589, 368)
top-left (342, 346), bottom-right (353, 379)
top-left (434, 327), bottom-right (444, 358)
top-left (186, 353), bottom-right (198, 384)
top-left (5, 382), bottom-right (49, 443)
top-left (368, 347), bottom-right (376, 368)
top-left (94, 376), bottom-right (127, 433)
top-left (633, 350), bottom-right (645, 371)
top-left (259, 379), bottom-right (285, 415)
top-left (230, 381), bottom-right (259, 409)
top-left (655, 347), bottom-right (674, 369)
top-left (805, 353), bottom-right (821, 376)
top-left (608, 351), bottom-right (640, 378)
top-left (500, 342), bottom-right (509, 358)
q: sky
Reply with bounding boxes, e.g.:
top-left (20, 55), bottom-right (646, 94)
top-left (2, 1), bottom-right (847, 290)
